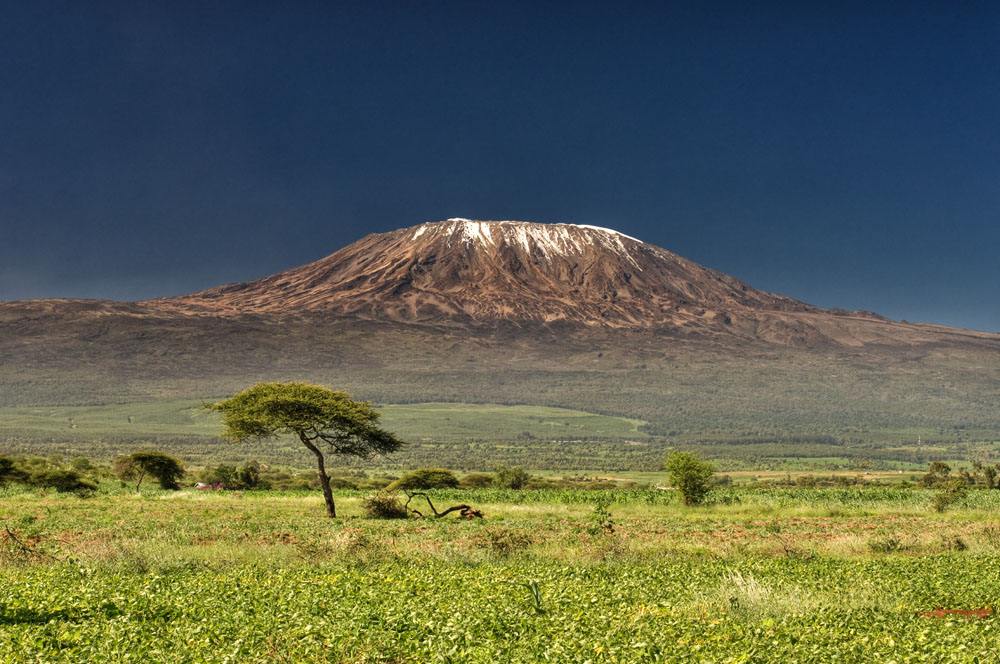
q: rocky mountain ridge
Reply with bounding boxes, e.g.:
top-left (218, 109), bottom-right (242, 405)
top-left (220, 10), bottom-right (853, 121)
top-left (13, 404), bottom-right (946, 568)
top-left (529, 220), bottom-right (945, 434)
top-left (123, 218), bottom-right (990, 347)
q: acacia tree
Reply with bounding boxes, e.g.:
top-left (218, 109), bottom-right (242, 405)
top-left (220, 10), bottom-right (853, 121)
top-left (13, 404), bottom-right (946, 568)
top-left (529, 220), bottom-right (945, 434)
top-left (113, 451), bottom-right (185, 491)
top-left (208, 382), bottom-right (402, 517)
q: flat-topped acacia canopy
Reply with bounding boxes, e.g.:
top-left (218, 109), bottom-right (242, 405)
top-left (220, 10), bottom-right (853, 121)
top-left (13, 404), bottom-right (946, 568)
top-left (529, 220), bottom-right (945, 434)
top-left (209, 382), bottom-right (402, 517)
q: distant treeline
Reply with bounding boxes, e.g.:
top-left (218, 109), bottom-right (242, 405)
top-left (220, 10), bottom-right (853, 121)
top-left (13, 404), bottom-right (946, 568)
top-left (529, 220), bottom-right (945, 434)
top-left (0, 453), bottom-right (646, 493)
top-left (5, 433), bottom-right (994, 474)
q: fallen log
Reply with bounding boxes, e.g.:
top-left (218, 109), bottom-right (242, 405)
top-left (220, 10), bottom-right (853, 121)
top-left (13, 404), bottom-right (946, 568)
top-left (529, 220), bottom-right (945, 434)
top-left (403, 492), bottom-right (483, 519)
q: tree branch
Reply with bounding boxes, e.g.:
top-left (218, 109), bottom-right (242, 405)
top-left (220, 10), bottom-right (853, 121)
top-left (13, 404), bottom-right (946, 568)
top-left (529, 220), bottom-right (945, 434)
top-left (2, 525), bottom-right (57, 561)
top-left (403, 492), bottom-right (483, 519)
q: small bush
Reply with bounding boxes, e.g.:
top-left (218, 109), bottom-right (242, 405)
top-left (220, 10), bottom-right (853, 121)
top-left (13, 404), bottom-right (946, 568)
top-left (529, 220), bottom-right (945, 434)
top-left (200, 461), bottom-right (269, 490)
top-left (931, 479), bottom-right (966, 513)
top-left (493, 466), bottom-right (531, 490)
top-left (69, 457), bottom-right (94, 472)
top-left (460, 473), bottom-right (494, 488)
top-left (475, 527), bottom-right (533, 555)
top-left (363, 493), bottom-right (409, 519)
top-left (867, 536), bottom-right (905, 554)
top-left (199, 464), bottom-right (238, 488)
top-left (587, 501), bottom-right (615, 536)
top-left (237, 460), bottom-right (263, 489)
top-left (921, 461), bottom-right (952, 488)
top-left (939, 535), bottom-right (968, 552)
top-left (328, 476), bottom-right (360, 490)
top-left (665, 451), bottom-right (714, 506)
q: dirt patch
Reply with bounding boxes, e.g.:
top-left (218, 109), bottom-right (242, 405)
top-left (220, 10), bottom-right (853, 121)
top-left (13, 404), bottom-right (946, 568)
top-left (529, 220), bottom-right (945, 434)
top-left (919, 608), bottom-right (993, 619)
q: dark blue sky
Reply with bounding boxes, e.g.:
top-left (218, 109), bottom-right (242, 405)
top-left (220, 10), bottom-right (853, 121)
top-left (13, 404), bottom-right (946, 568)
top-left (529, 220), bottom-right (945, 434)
top-left (2, 2), bottom-right (998, 331)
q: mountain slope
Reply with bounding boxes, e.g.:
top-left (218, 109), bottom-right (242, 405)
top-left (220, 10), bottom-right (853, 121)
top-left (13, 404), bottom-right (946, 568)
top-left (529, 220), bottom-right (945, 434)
top-left (151, 219), bottom-right (813, 329)
top-left (149, 219), bottom-right (809, 327)
top-left (142, 218), bottom-right (993, 347)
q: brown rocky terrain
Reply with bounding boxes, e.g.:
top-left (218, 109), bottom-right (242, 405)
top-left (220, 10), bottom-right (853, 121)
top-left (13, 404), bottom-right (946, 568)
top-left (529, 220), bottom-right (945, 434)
top-left (134, 218), bottom-right (996, 348)
top-left (151, 219), bottom-right (811, 325)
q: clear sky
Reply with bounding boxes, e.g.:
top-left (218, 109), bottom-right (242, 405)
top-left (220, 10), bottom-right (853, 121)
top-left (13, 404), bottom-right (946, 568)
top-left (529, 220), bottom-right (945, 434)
top-left (2, 2), bottom-right (998, 331)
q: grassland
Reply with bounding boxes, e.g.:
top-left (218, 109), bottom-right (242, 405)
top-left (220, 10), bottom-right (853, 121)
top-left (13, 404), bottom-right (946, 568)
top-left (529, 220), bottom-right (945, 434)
top-left (0, 400), bottom-right (647, 442)
top-left (3, 484), bottom-right (1000, 661)
top-left (2, 397), bottom-right (996, 473)
top-left (0, 401), bottom-right (671, 471)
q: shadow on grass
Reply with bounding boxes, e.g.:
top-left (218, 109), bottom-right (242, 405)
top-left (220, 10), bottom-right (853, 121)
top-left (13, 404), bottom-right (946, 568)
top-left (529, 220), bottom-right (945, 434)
top-left (0, 607), bottom-right (90, 625)
top-left (0, 602), bottom-right (170, 626)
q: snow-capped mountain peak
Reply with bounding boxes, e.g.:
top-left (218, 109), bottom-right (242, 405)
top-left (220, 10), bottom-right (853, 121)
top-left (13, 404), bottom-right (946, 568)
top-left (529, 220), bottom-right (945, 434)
top-left (158, 218), bottom-right (811, 330)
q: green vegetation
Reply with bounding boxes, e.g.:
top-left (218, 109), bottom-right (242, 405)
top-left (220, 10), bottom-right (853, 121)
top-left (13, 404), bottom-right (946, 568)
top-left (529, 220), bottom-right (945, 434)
top-left (0, 455), bottom-right (96, 494)
top-left (3, 481), bottom-right (1000, 661)
top-left (112, 451), bottom-right (185, 491)
top-left (2, 395), bottom-right (998, 472)
top-left (0, 456), bottom-right (27, 485)
top-left (198, 460), bottom-right (266, 490)
top-left (387, 468), bottom-right (460, 491)
top-left (493, 465), bottom-right (532, 489)
top-left (209, 382), bottom-right (403, 517)
top-left (0, 400), bottom-right (646, 443)
top-left (21, 469), bottom-right (96, 494)
top-left (665, 451), bottom-right (715, 505)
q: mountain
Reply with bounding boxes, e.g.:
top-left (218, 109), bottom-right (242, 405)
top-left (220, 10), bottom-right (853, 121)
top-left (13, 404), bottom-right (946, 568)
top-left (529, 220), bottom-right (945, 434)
top-left (1, 218), bottom-right (998, 461)
top-left (152, 219), bottom-right (809, 326)
top-left (143, 218), bottom-right (992, 348)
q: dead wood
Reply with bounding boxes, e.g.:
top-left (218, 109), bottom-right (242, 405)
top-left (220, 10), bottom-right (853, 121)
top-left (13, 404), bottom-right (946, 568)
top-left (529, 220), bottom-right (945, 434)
top-left (403, 492), bottom-right (483, 519)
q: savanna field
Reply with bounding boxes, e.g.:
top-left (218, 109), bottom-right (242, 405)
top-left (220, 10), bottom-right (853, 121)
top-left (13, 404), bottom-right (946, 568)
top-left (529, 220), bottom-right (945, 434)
top-left (3, 484), bottom-right (1000, 662)
top-left (6, 4), bottom-right (1000, 664)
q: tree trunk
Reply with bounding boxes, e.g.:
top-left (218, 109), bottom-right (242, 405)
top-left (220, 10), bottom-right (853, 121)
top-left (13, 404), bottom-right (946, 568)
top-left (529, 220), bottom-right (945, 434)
top-left (300, 435), bottom-right (336, 518)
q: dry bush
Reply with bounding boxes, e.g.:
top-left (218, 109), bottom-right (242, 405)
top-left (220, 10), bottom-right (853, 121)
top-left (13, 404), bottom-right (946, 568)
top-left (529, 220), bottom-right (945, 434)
top-left (474, 527), bottom-right (533, 556)
top-left (363, 493), bottom-right (409, 520)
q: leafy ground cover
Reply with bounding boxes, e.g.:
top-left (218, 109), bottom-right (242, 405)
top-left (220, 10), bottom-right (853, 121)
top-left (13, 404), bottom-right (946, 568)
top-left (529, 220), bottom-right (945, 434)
top-left (2, 486), bottom-right (1000, 661)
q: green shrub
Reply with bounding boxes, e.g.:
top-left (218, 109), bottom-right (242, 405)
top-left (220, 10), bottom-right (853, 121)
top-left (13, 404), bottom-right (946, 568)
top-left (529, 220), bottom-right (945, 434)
top-left (939, 535), bottom-right (968, 552)
top-left (460, 472), bottom-right (495, 488)
top-left (237, 460), bottom-right (264, 489)
top-left (921, 461), bottom-right (952, 488)
top-left (199, 464), bottom-right (238, 488)
top-left (200, 461), bottom-right (269, 490)
top-left (931, 479), bottom-right (966, 513)
top-left (867, 535), bottom-right (905, 554)
top-left (493, 466), bottom-right (531, 490)
top-left (664, 451), bottom-right (714, 506)
top-left (587, 501), bottom-right (615, 536)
